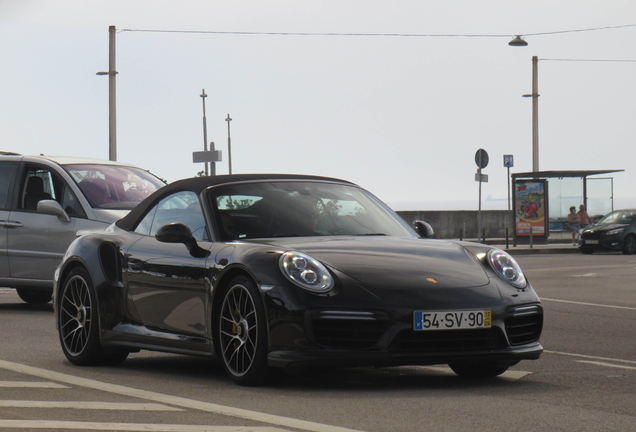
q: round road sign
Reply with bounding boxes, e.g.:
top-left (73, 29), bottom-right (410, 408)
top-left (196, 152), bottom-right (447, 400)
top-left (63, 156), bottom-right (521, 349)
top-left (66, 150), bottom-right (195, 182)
top-left (475, 149), bottom-right (489, 169)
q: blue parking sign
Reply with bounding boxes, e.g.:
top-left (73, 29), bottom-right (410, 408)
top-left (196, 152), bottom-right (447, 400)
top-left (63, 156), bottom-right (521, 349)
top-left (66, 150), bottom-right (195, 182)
top-left (504, 155), bottom-right (514, 168)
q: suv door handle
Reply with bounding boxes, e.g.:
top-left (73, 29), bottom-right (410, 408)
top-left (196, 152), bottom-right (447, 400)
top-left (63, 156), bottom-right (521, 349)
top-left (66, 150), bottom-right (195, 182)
top-left (1, 221), bottom-right (24, 228)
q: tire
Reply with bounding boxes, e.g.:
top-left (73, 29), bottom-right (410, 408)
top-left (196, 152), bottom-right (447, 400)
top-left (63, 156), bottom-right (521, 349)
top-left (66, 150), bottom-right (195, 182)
top-left (58, 267), bottom-right (128, 366)
top-left (217, 275), bottom-right (270, 386)
top-left (580, 247), bottom-right (595, 255)
top-left (16, 288), bottom-right (52, 304)
top-left (622, 235), bottom-right (636, 254)
top-left (449, 362), bottom-right (510, 378)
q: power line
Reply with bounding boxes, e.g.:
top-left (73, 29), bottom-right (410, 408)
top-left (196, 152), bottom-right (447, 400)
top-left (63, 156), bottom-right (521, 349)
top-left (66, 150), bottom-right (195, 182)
top-left (541, 58), bottom-right (636, 62)
top-left (119, 24), bottom-right (636, 39)
top-left (119, 29), bottom-right (509, 38)
top-left (525, 23), bottom-right (636, 36)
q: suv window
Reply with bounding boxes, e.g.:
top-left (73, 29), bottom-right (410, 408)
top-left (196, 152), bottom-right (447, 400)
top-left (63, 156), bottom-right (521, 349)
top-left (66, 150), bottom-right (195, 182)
top-left (20, 166), bottom-right (86, 218)
top-left (0, 161), bottom-right (17, 210)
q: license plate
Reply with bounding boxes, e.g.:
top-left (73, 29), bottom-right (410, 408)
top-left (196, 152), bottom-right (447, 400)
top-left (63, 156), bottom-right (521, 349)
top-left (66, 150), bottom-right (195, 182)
top-left (585, 240), bottom-right (599, 244)
top-left (414, 310), bottom-right (491, 331)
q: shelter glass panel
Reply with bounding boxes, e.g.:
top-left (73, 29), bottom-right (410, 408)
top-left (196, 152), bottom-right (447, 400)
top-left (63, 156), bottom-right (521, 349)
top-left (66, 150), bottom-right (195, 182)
top-left (586, 178), bottom-right (613, 220)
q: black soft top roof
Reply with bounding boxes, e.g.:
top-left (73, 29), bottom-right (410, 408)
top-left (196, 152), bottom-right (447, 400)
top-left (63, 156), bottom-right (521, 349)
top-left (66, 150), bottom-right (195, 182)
top-left (116, 173), bottom-right (353, 232)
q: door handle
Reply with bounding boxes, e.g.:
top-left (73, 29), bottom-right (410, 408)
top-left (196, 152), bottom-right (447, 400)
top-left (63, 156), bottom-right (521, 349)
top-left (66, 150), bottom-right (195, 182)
top-left (0, 221), bottom-right (23, 228)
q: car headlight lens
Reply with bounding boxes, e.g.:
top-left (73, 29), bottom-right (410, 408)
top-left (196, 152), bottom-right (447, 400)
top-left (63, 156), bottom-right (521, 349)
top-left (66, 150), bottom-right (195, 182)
top-left (488, 249), bottom-right (527, 288)
top-left (279, 251), bottom-right (334, 292)
top-left (606, 228), bottom-right (624, 236)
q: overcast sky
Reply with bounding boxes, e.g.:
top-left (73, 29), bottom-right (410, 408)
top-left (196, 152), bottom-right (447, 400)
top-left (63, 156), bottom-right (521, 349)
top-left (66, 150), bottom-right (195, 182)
top-left (1, 0), bottom-right (635, 212)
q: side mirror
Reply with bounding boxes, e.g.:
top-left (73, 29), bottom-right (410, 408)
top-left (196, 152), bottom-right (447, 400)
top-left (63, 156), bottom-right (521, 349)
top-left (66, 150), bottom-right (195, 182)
top-left (412, 220), bottom-right (435, 238)
top-left (37, 199), bottom-right (71, 223)
top-left (156, 223), bottom-right (209, 258)
top-left (156, 222), bottom-right (193, 244)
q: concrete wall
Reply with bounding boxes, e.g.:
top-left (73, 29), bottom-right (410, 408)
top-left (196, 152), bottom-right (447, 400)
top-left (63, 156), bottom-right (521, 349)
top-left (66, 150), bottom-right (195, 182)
top-left (397, 210), bottom-right (514, 239)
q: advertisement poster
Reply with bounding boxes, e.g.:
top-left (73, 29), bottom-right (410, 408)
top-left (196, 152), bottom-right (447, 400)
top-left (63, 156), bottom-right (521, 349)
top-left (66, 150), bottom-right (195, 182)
top-left (514, 180), bottom-right (547, 237)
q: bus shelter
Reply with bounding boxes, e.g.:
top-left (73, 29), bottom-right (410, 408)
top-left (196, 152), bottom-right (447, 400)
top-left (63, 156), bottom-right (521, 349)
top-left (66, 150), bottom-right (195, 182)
top-left (511, 169), bottom-right (623, 242)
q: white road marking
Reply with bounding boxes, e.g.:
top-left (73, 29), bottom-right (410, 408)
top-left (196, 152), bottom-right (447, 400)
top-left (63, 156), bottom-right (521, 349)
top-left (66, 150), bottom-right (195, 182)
top-left (577, 361), bottom-right (636, 371)
top-left (0, 421), bottom-right (285, 431)
top-left (545, 350), bottom-right (636, 365)
top-left (0, 381), bottom-right (67, 388)
top-left (0, 359), bottom-right (365, 432)
top-left (570, 273), bottom-right (598, 277)
top-left (541, 297), bottom-right (636, 311)
top-left (0, 401), bottom-right (182, 411)
top-left (0, 288), bottom-right (17, 296)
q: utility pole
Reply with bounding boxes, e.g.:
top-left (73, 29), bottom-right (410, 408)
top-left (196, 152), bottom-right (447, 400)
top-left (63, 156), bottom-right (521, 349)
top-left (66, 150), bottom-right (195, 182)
top-left (523, 56), bottom-right (540, 172)
top-left (226, 114), bottom-right (233, 174)
top-left (200, 89), bottom-right (209, 176)
top-left (97, 25), bottom-right (118, 161)
top-left (531, 56), bottom-right (539, 172)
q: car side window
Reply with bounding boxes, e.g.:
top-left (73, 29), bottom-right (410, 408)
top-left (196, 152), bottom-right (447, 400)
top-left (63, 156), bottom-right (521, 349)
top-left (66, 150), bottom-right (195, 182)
top-left (0, 161), bottom-right (17, 210)
top-left (19, 166), bottom-right (86, 218)
top-left (61, 184), bottom-right (86, 218)
top-left (134, 207), bottom-right (157, 236)
top-left (136, 191), bottom-right (208, 241)
top-left (20, 167), bottom-right (56, 211)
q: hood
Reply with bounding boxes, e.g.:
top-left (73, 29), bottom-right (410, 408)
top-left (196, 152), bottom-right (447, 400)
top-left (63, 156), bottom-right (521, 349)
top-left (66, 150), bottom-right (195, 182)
top-left (92, 209), bottom-right (130, 224)
top-left (254, 236), bottom-right (490, 289)
top-left (586, 223), bottom-right (628, 232)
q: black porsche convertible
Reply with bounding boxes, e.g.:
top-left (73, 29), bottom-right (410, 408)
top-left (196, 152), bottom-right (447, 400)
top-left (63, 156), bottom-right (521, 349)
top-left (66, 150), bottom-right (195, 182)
top-left (53, 174), bottom-right (543, 385)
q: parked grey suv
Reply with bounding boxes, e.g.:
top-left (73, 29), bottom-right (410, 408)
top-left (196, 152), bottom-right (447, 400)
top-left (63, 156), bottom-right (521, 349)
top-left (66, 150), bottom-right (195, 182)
top-left (0, 152), bottom-right (165, 303)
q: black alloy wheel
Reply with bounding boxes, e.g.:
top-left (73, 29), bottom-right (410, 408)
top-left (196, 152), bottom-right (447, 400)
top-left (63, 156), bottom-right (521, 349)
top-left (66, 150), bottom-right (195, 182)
top-left (448, 362), bottom-right (510, 378)
top-left (16, 288), bottom-right (52, 304)
top-left (622, 235), bottom-right (636, 254)
top-left (217, 275), bottom-right (269, 386)
top-left (58, 267), bottom-right (128, 366)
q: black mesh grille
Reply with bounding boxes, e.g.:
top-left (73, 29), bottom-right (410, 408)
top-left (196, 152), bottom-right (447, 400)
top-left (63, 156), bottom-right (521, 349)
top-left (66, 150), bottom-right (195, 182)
top-left (391, 327), bottom-right (508, 352)
top-left (504, 305), bottom-right (543, 346)
top-left (311, 312), bottom-right (388, 349)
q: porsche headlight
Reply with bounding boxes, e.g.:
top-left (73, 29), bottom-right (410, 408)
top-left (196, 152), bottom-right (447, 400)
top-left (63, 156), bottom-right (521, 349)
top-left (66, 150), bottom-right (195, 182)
top-left (488, 249), bottom-right (527, 289)
top-left (279, 251), bottom-right (334, 293)
top-left (606, 228), bottom-right (623, 236)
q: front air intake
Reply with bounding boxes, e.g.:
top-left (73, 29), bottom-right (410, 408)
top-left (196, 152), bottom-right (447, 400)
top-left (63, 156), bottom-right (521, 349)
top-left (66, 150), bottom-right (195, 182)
top-left (504, 305), bottom-right (543, 346)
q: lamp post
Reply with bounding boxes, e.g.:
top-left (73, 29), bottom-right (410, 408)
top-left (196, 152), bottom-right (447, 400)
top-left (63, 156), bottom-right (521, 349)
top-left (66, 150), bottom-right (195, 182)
top-left (96, 25), bottom-right (118, 161)
top-left (200, 89), bottom-right (209, 176)
top-left (522, 56), bottom-right (540, 173)
top-left (226, 114), bottom-right (233, 175)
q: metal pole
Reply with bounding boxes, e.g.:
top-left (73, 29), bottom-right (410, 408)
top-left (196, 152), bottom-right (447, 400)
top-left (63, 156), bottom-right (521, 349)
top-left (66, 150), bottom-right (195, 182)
top-left (531, 55), bottom-right (539, 172)
top-left (201, 89), bottom-right (209, 176)
top-left (507, 166), bottom-right (511, 211)
top-left (108, 26), bottom-right (117, 161)
top-left (226, 114), bottom-right (233, 175)
top-left (478, 168), bottom-right (482, 241)
top-left (583, 176), bottom-right (588, 211)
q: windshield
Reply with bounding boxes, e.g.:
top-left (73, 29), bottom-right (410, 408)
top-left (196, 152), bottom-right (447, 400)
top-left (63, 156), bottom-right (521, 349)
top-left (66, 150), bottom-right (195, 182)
top-left (64, 164), bottom-right (166, 210)
top-left (596, 210), bottom-right (636, 226)
top-left (209, 181), bottom-right (414, 241)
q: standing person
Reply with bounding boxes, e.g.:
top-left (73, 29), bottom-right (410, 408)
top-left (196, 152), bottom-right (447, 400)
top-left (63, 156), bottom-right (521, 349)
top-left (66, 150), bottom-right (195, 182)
top-left (577, 204), bottom-right (591, 229)
top-left (567, 206), bottom-right (580, 245)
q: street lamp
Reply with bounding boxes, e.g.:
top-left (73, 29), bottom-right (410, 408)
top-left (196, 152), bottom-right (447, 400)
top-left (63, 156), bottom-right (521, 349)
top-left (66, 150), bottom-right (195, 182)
top-left (200, 89), bottom-right (209, 176)
top-left (226, 114), bottom-right (233, 175)
top-left (96, 25), bottom-right (118, 161)
top-left (522, 56), bottom-right (540, 172)
top-left (508, 36), bottom-right (528, 47)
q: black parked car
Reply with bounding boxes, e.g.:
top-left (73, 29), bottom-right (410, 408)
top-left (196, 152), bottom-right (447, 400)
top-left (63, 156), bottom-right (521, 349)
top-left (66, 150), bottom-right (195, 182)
top-left (579, 209), bottom-right (636, 254)
top-left (54, 174), bottom-right (543, 385)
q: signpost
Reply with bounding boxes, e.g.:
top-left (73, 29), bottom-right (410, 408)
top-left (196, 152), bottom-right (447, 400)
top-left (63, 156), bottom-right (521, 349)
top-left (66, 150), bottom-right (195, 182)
top-left (193, 141), bottom-right (222, 175)
top-left (504, 155), bottom-right (514, 211)
top-left (475, 149), bottom-right (489, 240)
